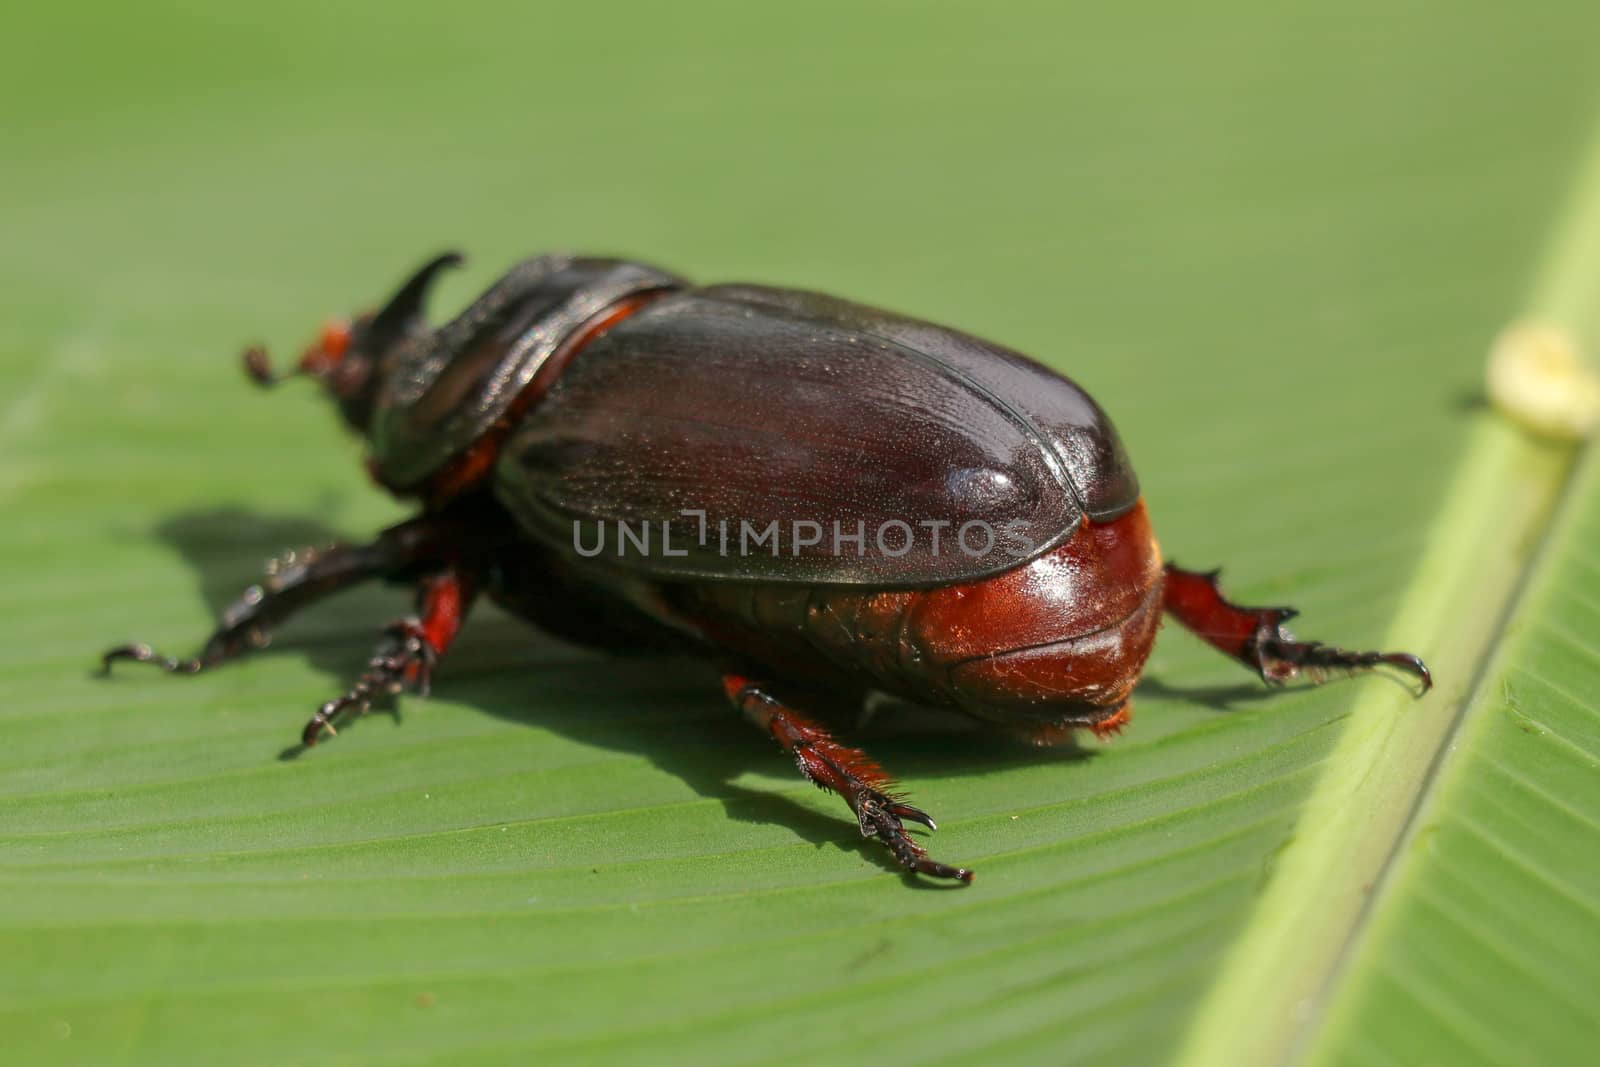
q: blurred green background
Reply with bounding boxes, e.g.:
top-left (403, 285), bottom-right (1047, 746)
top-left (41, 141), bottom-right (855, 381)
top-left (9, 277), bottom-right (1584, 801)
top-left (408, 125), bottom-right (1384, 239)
top-left (3, 3), bottom-right (1599, 1065)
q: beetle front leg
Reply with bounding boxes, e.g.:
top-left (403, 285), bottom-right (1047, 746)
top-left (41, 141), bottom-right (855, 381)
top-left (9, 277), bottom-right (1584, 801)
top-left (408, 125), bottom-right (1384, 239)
top-left (723, 674), bottom-right (973, 884)
top-left (1162, 564), bottom-right (1432, 693)
top-left (301, 569), bottom-right (477, 746)
top-left (101, 514), bottom-right (456, 676)
top-left (103, 543), bottom-right (389, 675)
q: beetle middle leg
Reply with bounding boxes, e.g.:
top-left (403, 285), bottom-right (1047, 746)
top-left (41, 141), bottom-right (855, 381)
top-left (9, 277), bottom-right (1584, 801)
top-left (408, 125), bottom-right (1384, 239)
top-left (301, 569), bottom-right (478, 746)
top-left (723, 673), bottom-right (974, 884)
top-left (1162, 564), bottom-right (1432, 693)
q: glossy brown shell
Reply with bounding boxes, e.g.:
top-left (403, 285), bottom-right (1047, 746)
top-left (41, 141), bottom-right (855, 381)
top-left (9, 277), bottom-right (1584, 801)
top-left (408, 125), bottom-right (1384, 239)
top-left (492, 284), bottom-right (1139, 586)
top-left (367, 256), bottom-right (685, 490)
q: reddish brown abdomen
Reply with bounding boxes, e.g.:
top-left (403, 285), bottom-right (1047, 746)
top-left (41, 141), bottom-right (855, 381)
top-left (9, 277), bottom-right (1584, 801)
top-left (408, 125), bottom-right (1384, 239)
top-left (671, 501), bottom-right (1163, 734)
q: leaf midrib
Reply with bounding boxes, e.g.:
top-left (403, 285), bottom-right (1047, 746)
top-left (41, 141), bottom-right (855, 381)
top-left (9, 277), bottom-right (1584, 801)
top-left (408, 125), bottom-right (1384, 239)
top-left (1174, 107), bottom-right (1600, 1067)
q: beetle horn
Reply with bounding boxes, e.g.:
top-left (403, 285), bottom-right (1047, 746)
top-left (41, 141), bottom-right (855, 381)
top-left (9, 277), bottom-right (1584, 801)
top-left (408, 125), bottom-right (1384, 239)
top-left (367, 251), bottom-right (465, 342)
top-left (238, 252), bottom-right (464, 390)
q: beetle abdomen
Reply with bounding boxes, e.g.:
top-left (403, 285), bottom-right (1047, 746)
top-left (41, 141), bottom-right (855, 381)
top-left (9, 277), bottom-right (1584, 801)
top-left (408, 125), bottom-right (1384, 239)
top-left (494, 285), bottom-right (1139, 587)
top-left (666, 500), bottom-right (1163, 731)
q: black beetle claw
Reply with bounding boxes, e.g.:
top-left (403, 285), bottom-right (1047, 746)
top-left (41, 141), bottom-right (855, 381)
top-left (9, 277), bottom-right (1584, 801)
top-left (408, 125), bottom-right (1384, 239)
top-left (890, 802), bottom-right (938, 831)
top-left (100, 643), bottom-right (203, 676)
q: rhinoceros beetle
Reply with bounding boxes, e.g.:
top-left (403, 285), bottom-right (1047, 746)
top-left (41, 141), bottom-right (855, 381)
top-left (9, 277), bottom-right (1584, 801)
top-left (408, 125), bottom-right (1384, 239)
top-left (104, 252), bottom-right (1431, 883)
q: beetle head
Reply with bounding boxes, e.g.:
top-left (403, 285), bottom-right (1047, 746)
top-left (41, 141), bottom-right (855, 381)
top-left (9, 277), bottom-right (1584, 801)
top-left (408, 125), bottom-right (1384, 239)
top-left (243, 252), bottom-right (464, 434)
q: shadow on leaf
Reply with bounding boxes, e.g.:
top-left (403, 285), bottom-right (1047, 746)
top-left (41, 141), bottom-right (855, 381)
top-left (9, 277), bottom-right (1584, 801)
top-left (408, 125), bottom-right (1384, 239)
top-left (1133, 676), bottom-right (1282, 712)
top-left (128, 506), bottom-right (1096, 879)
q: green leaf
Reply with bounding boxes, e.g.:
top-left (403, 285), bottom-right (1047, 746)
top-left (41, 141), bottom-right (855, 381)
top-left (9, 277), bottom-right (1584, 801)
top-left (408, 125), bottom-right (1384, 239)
top-left (1306, 423), bottom-right (1600, 1067)
top-left (2, 3), bottom-right (1598, 1066)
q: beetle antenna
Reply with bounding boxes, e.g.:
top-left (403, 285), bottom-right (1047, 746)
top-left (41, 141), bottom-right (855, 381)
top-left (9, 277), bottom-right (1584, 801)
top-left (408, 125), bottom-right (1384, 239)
top-left (243, 344), bottom-right (296, 388)
top-left (367, 251), bottom-right (465, 342)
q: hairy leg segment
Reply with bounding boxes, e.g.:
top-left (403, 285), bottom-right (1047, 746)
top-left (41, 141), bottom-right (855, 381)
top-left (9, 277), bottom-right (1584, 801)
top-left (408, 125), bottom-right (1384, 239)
top-left (1162, 564), bottom-right (1431, 693)
top-left (102, 512), bottom-right (487, 746)
top-left (724, 673), bottom-right (973, 884)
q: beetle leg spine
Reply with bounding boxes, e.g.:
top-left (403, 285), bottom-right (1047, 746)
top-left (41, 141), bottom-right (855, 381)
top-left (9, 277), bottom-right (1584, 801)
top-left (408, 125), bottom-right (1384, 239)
top-left (723, 674), bottom-right (972, 884)
top-left (300, 570), bottom-right (479, 747)
top-left (1163, 563), bottom-right (1433, 694)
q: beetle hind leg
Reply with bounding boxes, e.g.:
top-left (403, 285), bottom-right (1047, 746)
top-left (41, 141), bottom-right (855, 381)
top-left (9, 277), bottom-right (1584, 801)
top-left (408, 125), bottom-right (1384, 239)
top-left (1162, 564), bottom-right (1432, 694)
top-left (301, 570), bottom-right (477, 746)
top-left (723, 674), bottom-right (973, 884)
